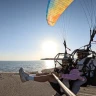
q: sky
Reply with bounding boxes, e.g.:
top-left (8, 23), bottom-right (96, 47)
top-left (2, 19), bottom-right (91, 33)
top-left (0, 0), bottom-right (96, 61)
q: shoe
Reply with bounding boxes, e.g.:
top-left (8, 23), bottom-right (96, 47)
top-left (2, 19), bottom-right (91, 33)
top-left (52, 93), bottom-right (61, 96)
top-left (19, 67), bottom-right (29, 82)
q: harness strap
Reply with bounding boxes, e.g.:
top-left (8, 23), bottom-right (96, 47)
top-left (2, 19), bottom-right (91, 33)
top-left (81, 57), bottom-right (91, 75)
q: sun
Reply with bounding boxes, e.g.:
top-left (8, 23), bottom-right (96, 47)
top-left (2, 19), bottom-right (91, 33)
top-left (41, 40), bottom-right (58, 57)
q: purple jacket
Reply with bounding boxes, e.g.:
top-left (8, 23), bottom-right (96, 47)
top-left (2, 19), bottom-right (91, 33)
top-left (61, 69), bottom-right (84, 81)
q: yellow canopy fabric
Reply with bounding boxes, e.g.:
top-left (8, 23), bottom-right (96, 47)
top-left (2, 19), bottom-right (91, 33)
top-left (46, 0), bottom-right (74, 26)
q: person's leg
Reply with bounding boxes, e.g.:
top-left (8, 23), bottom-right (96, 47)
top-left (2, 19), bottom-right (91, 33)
top-left (19, 68), bottom-right (63, 96)
top-left (60, 79), bottom-right (69, 94)
top-left (19, 68), bottom-right (56, 82)
top-left (33, 74), bottom-right (55, 82)
top-left (50, 79), bottom-right (69, 96)
top-left (36, 72), bottom-right (49, 76)
top-left (29, 72), bottom-right (50, 77)
top-left (49, 81), bottom-right (64, 96)
top-left (71, 77), bottom-right (87, 94)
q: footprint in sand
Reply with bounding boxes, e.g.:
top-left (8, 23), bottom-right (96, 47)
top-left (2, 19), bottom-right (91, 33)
top-left (0, 74), bottom-right (4, 80)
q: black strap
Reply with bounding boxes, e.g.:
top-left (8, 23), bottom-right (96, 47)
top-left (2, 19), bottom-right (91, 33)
top-left (81, 57), bottom-right (91, 74)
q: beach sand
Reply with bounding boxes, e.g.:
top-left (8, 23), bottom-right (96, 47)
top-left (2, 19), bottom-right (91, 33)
top-left (0, 72), bottom-right (96, 96)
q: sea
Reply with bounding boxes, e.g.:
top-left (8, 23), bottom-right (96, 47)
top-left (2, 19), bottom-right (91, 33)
top-left (0, 60), bottom-right (58, 73)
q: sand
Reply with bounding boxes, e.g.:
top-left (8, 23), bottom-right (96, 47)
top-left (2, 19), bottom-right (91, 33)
top-left (0, 72), bottom-right (96, 96)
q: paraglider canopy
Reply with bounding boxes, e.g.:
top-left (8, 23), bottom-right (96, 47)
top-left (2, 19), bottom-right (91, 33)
top-left (46, 0), bottom-right (74, 26)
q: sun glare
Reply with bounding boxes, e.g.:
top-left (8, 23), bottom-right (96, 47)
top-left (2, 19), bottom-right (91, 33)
top-left (45, 60), bottom-right (54, 68)
top-left (41, 40), bottom-right (58, 57)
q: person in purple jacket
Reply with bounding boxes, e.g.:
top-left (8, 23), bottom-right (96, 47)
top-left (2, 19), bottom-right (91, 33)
top-left (19, 52), bottom-right (87, 96)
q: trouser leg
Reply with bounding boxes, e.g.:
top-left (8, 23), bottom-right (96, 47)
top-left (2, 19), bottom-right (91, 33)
top-left (71, 77), bottom-right (87, 94)
top-left (49, 78), bottom-right (68, 95)
top-left (49, 82), bottom-right (64, 95)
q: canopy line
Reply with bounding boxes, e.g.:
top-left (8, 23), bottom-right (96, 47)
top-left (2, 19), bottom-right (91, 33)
top-left (80, 0), bottom-right (96, 29)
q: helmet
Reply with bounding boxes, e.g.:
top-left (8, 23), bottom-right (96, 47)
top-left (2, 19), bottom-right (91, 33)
top-left (62, 53), bottom-right (72, 66)
top-left (77, 49), bottom-right (88, 53)
top-left (76, 49), bottom-right (90, 58)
